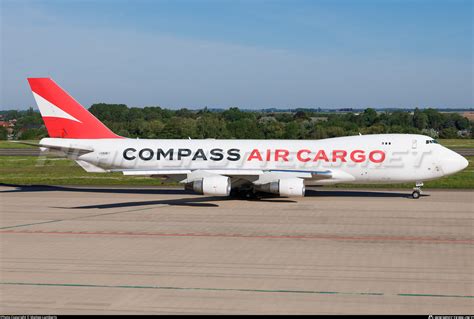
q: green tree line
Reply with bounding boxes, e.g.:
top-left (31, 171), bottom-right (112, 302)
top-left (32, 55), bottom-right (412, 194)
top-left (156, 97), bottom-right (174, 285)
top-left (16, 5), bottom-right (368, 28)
top-left (1, 105), bottom-right (472, 140)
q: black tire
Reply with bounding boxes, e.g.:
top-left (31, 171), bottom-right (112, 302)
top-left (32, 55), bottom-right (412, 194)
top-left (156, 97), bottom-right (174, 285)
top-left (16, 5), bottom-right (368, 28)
top-left (230, 188), bottom-right (259, 199)
top-left (412, 190), bottom-right (420, 199)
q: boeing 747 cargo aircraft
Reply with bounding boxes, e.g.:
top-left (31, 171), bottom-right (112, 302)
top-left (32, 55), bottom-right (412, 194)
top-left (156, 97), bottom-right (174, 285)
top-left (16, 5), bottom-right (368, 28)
top-left (26, 78), bottom-right (468, 199)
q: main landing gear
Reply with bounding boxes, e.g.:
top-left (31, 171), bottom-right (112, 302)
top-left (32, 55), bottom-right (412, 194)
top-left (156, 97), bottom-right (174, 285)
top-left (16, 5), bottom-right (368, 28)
top-left (230, 188), bottom-right (261, 199)
top-left (412, 182), bottom-right (424, 199)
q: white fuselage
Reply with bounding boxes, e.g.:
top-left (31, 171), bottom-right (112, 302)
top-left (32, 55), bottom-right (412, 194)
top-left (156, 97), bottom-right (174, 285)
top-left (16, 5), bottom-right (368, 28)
top-left (41, 134), bottom-right (468, 186)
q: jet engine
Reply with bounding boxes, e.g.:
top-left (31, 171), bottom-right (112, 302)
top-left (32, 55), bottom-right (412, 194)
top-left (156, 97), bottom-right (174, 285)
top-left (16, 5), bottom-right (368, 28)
top-left (185, 175), bottom-right (231, 196)
top-left (256, 178), bottom-right (305, 197)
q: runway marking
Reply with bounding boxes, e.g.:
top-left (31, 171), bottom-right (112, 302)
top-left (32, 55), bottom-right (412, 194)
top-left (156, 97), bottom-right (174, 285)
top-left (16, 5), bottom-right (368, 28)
top-left (0, 219), bottom-right (63, 230)
top-left (0, 206), bottom-right (158, 230)
top-left (1, 282), bottom-right (472, 299)
top-left (1, 229), bottom-right (473, 244)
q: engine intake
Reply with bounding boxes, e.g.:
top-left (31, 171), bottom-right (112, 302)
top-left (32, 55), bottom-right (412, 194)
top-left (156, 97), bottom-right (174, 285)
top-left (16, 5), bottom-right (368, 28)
top-left (185, 175), bottom-right (231, 196)
top-left (256, 178), bottom-right (305, 197)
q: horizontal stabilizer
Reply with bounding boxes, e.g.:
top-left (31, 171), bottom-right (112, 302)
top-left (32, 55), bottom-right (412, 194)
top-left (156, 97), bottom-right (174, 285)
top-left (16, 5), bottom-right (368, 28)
top-left (34, 138), bottom-right (94, 157)
top-left (8, 141), bottom-right (42, 148)
top-left (9, 139), bottom-right (94, 156)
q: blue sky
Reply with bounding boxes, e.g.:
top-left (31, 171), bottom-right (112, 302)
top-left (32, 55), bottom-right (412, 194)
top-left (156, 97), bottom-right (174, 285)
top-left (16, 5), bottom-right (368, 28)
top-left (1, 0), bottom-right (472, 109)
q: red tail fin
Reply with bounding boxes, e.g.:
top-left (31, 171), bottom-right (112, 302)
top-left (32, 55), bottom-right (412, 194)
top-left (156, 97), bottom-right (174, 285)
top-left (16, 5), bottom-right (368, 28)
top-left (27, 78), bottom-right (122, 139)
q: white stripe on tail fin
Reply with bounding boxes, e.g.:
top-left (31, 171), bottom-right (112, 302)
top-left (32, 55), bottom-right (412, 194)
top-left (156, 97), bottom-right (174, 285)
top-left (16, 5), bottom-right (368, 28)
top-left (28, 78), bottom-right (122, 139)
top-left (32, 92), bottom-right (82, 123)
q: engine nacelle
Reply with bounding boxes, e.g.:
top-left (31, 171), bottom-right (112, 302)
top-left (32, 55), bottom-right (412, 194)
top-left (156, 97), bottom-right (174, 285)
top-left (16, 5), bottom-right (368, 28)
top-left (185, 175), bottom-right (231, 196)
top-left (256, 178), bottom-right (305, 197)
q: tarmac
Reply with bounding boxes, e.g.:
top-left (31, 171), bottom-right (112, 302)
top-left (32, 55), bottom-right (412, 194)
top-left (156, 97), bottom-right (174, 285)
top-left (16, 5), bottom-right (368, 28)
top-left (0, 185), bottom-right (473, 314)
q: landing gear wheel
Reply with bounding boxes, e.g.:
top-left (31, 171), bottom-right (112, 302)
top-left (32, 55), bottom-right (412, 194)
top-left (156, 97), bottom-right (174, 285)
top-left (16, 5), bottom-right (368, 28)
top-left (231, 188), bottom-right (260, 199)
top-left (412, 181), bottom-right (423, 199)
top-left (412, 190), bottom-right (421, 199)
top-left (243, 190), bottom-right (254, 199)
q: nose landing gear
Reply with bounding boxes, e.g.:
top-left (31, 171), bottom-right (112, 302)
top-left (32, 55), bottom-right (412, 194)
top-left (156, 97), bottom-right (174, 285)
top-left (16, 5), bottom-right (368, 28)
top-left (412, 182), bottom-right (424, 199)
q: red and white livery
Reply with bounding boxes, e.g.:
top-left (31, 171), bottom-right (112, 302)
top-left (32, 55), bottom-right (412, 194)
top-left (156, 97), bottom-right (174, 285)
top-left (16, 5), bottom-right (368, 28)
top-left (27, 78), bottom-right (468, 199)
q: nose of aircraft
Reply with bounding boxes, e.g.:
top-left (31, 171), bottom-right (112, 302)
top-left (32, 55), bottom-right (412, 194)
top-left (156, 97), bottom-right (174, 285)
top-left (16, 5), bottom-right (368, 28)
top-left (460, 155), bottom-right (469, 170)
top-left (440, 151), bottom-right (469, 175)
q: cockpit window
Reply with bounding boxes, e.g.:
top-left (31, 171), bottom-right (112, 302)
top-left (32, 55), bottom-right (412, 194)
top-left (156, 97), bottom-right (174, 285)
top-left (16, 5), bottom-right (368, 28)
top-left (426, 139), bottom-right (439, 144)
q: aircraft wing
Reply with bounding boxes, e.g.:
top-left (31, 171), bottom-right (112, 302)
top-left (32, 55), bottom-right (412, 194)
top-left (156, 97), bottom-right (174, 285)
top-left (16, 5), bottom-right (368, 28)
top-left (113, 168), bottom-right (335, 184)
top-left (11, 140), bottom-right (94, 156)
